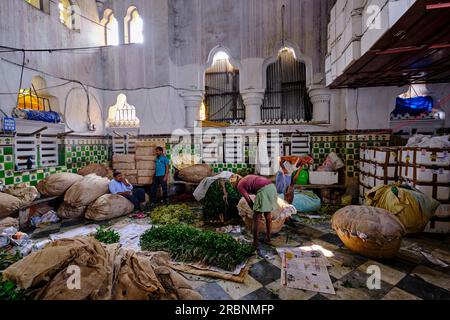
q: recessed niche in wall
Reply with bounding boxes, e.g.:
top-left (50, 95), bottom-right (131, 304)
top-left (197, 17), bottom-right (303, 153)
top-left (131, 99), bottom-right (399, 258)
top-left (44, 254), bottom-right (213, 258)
top-left (64, 87), bottom-right (104, 133)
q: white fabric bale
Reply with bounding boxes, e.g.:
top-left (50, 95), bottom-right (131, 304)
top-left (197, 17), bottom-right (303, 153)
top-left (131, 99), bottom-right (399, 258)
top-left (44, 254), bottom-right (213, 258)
top-left (37, 173), bottom-right (83, 197)
top-left (85, 194), bottom-right (134, 221)
top-left (64, 174), bottom-right (110, 207)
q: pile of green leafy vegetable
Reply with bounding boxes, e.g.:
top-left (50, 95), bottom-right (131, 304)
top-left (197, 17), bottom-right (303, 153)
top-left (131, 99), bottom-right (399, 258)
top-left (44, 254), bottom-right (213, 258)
top-left (0, 274), bottom-right (26, 300)
top-left (0, 250), bottom-right (21, 271)
top-left (201, 180), bottom-right (241, 222)
top-left (95, 226), bottom-right (120, 244)
top-left (150, 204), bottom-right (196, 225)
top-left (140, 224), bottom-right (255, 271)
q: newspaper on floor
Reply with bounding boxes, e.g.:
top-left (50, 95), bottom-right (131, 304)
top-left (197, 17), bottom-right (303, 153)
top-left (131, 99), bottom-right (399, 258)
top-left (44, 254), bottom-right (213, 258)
top-left (112, 223), bottom-right (153, 252)
top-left (277, 246), bottom-right (335, 295)
top-left (49, 224), bottom-right (100, 241)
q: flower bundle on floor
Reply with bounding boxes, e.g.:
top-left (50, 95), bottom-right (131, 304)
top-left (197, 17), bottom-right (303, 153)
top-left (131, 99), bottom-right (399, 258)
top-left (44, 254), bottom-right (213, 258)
top-left (140, 224), bottom-right (254, 271)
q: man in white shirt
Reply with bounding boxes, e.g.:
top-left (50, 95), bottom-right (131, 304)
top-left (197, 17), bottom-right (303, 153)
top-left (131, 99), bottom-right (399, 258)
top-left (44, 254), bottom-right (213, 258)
top-left (109, 171), bottom-right (146, 212)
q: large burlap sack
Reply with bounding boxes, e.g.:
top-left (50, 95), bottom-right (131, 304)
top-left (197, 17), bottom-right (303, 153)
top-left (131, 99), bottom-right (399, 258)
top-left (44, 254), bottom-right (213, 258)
top-left (332, 205), bottom-right (406, 259)
top-left (57, 202), bottom-right (87, 219)
top-left (78, 163), bottom-right (109, 177)
top-left (64, 174), bottom-right (110, 207)
top-left (366, 185), bottom-right (440, 234)
top-left (85, 194), bottom-right (134, 221)
top-left (4, 184), bottom-right (39, 205)
top-left (0, 193), bottom-right (21, 218)
top-left (178, 164), bottom-right (213, 183)
top-left (112, 250), bottom-right (165, 300)
top-left (37, 173), bottom-right (83, 197)
top-left (3, 237), bottom-right (199, 300)
top-left (0, 217), bottom-right (19, 229)
top-left (237, 195), bottom-right (296, 234)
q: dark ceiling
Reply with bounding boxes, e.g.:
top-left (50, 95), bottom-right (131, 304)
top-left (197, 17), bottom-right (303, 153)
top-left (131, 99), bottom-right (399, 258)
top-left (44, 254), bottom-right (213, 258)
top-left (330, 0), bottom-right (450, 88)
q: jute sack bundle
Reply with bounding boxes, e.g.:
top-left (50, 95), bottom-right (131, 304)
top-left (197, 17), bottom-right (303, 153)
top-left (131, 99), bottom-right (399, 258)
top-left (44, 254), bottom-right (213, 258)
top-left (64, 174), bottom-right (110, 207)
top-left (57, 202), bottom-right (87, 219)
top-left (4, 184), bottom-right (39, 205)
top-left (237, 196), bottom-right (296, 234)
top-left (3, 237), bottom-right (199, 300)
top-left (0, 193), bottom-right (21, 218)
top-left (332, 205), bottom-right (406, 259)
top-left (85, 194), bottom-right (134, 221)
top-left (37, 172), bottom-right (83, 196)
top-left (78, 163), bottom-right (109, 177)
top-left (178, 164), bottom-right (213, 183)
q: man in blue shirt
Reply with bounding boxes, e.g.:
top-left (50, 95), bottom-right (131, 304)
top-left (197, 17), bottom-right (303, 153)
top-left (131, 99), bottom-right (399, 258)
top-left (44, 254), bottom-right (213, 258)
top-left (150, 146), bottom-right (170, 205)
top-left (109, 171), bottom-right (146, 212)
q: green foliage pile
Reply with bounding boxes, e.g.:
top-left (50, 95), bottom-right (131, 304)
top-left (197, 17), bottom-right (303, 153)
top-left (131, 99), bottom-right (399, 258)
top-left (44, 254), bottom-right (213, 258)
top-left (95, 226), bottom-right (120, 244)
top-left (201, 180), bottom-right (241, 222)
top-left (150, 204), bottom-right (196, 225)
top-left (0, 250), bottom-right (21, 271)
top-left (140, 224), bottom-right (255, 271)
top-left (0, 274), bottom-right (26, 300)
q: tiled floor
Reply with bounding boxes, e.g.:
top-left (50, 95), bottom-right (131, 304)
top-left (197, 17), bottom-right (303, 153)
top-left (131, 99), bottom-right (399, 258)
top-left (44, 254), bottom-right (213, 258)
top-left (186, 218), bottom-right (450, 300)
top-left (29, 209), bottom-right (450, 300)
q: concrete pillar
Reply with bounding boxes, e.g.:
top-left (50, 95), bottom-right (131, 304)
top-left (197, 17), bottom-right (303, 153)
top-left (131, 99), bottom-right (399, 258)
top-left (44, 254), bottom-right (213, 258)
top-left (241, 89), bottom-right (265, 126)
top-left (309, 86), bottom-right (331, 123)
top-left (181, 90), bottom-right (203, 128)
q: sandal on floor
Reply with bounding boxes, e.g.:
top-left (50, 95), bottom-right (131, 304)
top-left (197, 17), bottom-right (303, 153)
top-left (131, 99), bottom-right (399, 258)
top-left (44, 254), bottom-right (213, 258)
top-left (129, 212), bottom-right (146, 219)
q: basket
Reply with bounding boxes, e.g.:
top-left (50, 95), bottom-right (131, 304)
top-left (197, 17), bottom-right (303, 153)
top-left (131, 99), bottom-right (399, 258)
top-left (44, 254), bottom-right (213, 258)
top-left (335, 229), bottom-right (402, 259)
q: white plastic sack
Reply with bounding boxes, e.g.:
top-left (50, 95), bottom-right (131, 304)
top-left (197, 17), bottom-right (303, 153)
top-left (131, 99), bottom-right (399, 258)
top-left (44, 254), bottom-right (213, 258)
top-left (64, 174), bottom-right (110, 207)
top-left (85, 194), bottom-right (134, 221)
top-left (193, 171), bottom-right (234, 201)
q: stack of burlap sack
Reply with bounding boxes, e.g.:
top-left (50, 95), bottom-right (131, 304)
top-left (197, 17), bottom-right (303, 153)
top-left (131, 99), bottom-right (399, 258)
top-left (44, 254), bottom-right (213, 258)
top-left (0, 183), bottom-right (40, 218)
top-left (37, 172), bottom-right (135, 221)
top-left (2, 236), bottom-right (202, 300)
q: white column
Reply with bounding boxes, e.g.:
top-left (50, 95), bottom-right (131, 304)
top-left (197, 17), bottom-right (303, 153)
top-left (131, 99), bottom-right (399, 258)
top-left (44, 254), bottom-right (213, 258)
top-left (309, 86), bottom-right (331, 123)
top-left (241, 89), bottom-right (265, 126)
top-left (181, 90), bottom-right (203, 128)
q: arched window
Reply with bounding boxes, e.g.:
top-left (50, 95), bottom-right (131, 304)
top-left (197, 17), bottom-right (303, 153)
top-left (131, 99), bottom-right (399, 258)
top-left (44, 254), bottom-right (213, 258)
top-left (102, 10), bottom-right (119, 46)
top-left (262, 47), bottom-right (312, 122)
top-left (204, 51), bottom-right (244, 123)
top-left (24, 0), bottom-right (50, 12)
top-left (124, 7), bottom-right (144, 44)
top-left (106, 94), bottom-right (140, 128)
top-left (59, 0), bottom-right (80, 30)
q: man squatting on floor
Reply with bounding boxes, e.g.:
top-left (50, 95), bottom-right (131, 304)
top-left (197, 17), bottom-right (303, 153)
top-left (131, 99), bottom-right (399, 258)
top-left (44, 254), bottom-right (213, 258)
top-left (229, 174), bottom-right (280, 247)
top-left (109, 171), bottom-right (146, 213)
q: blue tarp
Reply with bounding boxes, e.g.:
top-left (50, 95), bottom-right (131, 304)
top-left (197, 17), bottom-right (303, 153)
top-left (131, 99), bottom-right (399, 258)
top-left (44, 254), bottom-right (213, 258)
top-left (392, 96), bottom-right (433, 117)
top-left (23, 110), bottom-right (61, 123)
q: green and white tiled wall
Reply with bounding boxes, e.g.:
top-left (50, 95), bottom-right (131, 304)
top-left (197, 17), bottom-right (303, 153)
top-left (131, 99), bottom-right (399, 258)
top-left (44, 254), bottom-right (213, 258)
top-left (0, 136), bottom-right (111, 188)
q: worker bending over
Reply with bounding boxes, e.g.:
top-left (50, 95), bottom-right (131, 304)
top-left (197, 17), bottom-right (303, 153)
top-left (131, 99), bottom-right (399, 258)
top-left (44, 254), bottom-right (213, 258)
top-left (230, 174), bottom-right (279, 247)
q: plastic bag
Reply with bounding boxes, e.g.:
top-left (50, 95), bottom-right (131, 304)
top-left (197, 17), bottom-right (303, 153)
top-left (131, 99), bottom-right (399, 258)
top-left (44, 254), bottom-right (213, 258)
top-left (317, 152), bottom-right (344, 172)
top-left (280, 190), bottom-right (321, 213)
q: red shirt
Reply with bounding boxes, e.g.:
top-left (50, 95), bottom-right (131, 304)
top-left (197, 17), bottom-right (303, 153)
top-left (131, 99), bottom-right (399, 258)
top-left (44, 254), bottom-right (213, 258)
top-left (237, 175), bottom-right (272, 204)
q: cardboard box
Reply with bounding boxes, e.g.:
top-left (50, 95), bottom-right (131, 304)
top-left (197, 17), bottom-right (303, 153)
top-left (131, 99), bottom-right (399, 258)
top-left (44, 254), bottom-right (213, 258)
top-left (136, 161), bottom-right (156, 170)
top-left (138, 177), bottom-right (153, 185)
top-left (135, 148), bottom-right (155, 156)
top-left (138, 170), bottom-right (155, 177)
top-left (121, 170), bottom-right (138, 176)
top-left (135, 155), bottom-right (156, 161)
top-left (112, 154), bottom-right (135, 163)
top-left (113, 162), bottom-right (136, 170)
